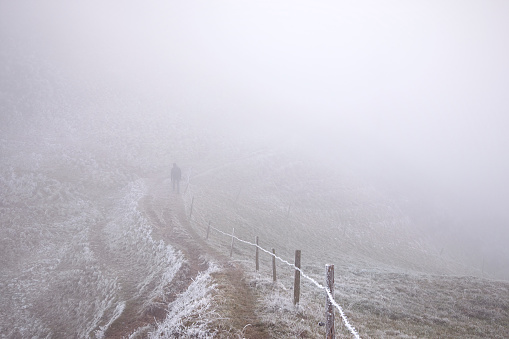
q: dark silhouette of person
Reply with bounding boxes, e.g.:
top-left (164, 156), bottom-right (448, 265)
top-left (171, 163), bottom-right (182, 193)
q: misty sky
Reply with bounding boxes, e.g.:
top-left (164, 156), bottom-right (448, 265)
top-left (2, 1), bottom-right (509, 230)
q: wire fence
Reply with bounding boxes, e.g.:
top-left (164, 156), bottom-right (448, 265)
top-left (207, 223), bottom-right (361, 339)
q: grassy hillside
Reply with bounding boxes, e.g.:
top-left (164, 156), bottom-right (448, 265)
top-left (183, 144), bottom-right (463, 274)
top-left (1, 50), bottom-right (507, 336)
top-left (176, 139), bottom-right (509, 338)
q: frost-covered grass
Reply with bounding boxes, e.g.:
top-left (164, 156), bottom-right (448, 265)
top-left (331, 270), bottom-right (509, 338)
top-left (0, 165), bottom-right (187, 337)
top-left (0, 159), bottom-right (122, 337)
top-left (4, 104), bottom-right (508, 338)
top-left (102, 180), bottom-right (185, 313)
top-left (0, 95), bottom-right (205, 337)
top-left (234, 257), bottom-right (509, 338)
top-left (2, 53), bottom-right (508, 337)
top-left (143, 262), bottom-right (220, 339)
top-left (246, 272), bottom-right (327, 338)
top-left (183, 150), bottom-right (453, 275)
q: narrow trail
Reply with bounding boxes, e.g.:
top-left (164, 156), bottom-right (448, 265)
top-left (109, 176), bottom-right (269, 338)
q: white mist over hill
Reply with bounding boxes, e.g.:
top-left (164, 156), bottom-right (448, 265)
top-left (2, 0), bottom-right (509, 300)
top-left (2, 3), bottom-right (509, 337)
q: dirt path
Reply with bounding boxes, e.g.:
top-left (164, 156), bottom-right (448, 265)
top-left (109, 176), bottom-right (269, 338)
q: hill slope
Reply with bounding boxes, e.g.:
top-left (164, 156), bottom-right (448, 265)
top-left (157, 141), bottom-right (509, 338)
top-left (1, 55), bottom-right (507, 336)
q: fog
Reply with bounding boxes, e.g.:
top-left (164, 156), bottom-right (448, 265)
top-left (2, 1), bottom-right (509, 271)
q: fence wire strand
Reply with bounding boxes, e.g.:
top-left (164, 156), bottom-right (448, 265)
top-left (208, 224), bottom-right (360, 339)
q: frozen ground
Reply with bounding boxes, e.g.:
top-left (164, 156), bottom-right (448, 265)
top-left (2, 105), bottom-right (509, 337)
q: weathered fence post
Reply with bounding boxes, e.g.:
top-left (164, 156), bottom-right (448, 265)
top-left (294, 250), bottom-right (301, 305)
top-left (235, 187), bottom-right (242, 203)
top-left (255, 236), bottom-right (259, 271)
top-left (272, 248), bottom-right (277, 282)
top-left (206, 221), bottom-right (211, 240)
top-left (325, 264), bottom-right (335, 339)
top-left (189, 196), bottom-right (194, 218)
top-left (482, 256), bottom-right (485, 277)
top-left (229, 228), bottom-right (235, 257)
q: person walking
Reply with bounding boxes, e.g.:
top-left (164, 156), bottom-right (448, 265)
top-left (171, 163), bottom-right (182, 193)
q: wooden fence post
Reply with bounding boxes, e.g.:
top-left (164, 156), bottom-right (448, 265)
top-left (294, 250), bottom-right (301, 305)
top-left (229, 228), bottom-right (235, 257)
top-left (482, 256), bottom-right (485, 277)
top-left (325, 264), bottom-right (335, 339)
top-left (235, 187), bottom-right (242, 203)
top-left (255, 236), bottom-right (259, 271)
top-left (189, 196), bottom-right (194, 218)
top-left (206, 221), bottom-right (211, 240)
top-left (272, 248), bottom-right (277, 282)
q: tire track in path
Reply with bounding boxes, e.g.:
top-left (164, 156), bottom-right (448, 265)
top-left (111, 176), bottom-right (269, 338)
top-left (148, 176), bottom-right (270, 338)
top-left (104, 176), bottom-right (207, 338)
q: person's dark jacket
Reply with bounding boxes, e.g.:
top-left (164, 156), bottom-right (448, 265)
top-left (171, 166), bottom-right (181, 181)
